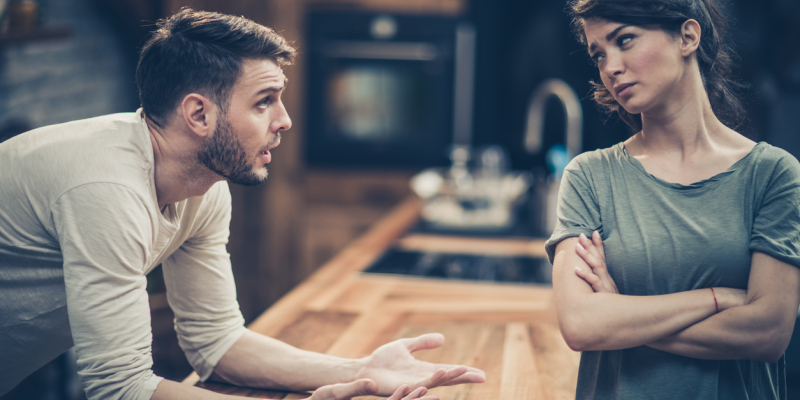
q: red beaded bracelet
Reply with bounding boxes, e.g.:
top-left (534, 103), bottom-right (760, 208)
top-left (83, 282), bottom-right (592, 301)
top-left (709, 287), bottom-right (719, 313)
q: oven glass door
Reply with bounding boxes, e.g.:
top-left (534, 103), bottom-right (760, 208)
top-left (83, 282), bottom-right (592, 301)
top-left (327, 64), bottom-right (433, 142)
top-left (305, 12), bottom-right (457, 168)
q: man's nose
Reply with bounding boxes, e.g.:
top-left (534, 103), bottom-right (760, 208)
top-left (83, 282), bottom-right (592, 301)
top-left (274, 104), bottom-right (292, 132)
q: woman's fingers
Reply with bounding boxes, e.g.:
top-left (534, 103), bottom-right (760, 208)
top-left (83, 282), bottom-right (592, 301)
top-left (577, 234), bottom-right (603, 264)
top-left (575, 241), bottom-right (601, 269)
top-left (591, 231), bottom-right (605, 258)
top-left (576, 232), bottom-right (618, 294)
top-left (577, 234), bottom-right (608, 273)
top-left (575, 266), bottom-right (604, 292)
top-left (577, 233), bottom-right (599, 258)
top-left (577, 247), bottom-right (612, 287)
top-left (575, 240), bottom-right (591, 261)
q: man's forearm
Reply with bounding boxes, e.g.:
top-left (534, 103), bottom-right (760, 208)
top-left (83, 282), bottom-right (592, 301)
top-left (210, 330), bottom-right (366, 391)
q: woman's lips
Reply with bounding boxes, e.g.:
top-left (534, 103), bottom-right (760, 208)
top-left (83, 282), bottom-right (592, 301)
top-left (615, 82), bottom-right (635, 97)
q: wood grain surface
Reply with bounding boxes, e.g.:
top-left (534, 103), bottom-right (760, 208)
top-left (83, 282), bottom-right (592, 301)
top-left (184, 197), bottom-right (579, 399)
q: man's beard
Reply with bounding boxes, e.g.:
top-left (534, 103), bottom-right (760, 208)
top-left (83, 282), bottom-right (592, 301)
top-left (198, 114), bottom-right (268, 186)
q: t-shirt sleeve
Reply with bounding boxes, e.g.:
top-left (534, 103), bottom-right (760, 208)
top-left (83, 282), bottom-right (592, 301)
top-left (52, 183), bottom-right (163, 400)
top-left (749, 152), bottom-right (800, 268)
top-left (161, 182), bottom-right (247, 381)
top-left (545, 157), bottom-right (603, 264)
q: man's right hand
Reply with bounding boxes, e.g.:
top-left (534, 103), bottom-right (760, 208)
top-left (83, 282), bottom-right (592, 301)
top-left (307, 379), bottom-right (438, 400)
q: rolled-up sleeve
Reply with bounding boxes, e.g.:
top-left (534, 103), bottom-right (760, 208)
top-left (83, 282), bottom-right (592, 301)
top-left (749, 153), bottom-right (800, 268)
top-left (544, 157), bottom-right (603, 264)
top-left (162, 182), bottom-right (247, 381)
top-left (53, 183), bottom-right (164, 400)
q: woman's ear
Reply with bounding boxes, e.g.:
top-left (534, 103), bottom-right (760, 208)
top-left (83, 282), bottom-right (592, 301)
top-left (680, 19), bottom-right (702, 57)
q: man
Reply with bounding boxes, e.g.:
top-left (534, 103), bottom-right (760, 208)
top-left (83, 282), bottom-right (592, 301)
top-left (0, 9), bottom-right (485, 400)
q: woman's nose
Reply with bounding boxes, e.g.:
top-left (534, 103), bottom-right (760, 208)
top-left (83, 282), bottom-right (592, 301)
top-left (603, 53), bottom-right (624, 77)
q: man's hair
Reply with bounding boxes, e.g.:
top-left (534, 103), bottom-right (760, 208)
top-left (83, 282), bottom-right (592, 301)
top-left (136, 8), bottom-right (296, 127)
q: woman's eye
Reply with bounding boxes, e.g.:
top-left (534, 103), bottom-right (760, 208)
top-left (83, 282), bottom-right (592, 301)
top-left (591, 53), bottom-right (605, 65)
top-left (617, 34), bottom-right (634, 47)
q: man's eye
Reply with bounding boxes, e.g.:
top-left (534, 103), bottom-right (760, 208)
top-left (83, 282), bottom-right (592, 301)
top-left (258, 97), bottom-right (274, 107)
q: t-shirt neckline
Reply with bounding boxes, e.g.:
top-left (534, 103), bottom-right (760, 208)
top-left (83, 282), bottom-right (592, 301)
top-left (618, 141), bottom-right (765, 190)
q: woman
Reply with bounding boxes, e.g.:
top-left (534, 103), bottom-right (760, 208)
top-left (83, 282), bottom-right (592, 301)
top-left (545, 0), bottom-right (800, 399)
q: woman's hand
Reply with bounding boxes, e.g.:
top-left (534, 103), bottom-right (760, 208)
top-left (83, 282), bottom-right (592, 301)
top-left (307, 380), bottom-right (439, 400)
top-left (574, 231), bottom-right (619, 294)
top-left (573, 232), bottom-right (746, 312)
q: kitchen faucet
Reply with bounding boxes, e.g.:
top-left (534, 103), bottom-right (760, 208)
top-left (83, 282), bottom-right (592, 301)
top-left (524, 78), bottom-right (583, 160)
top-left (524, 78), bottom-right (583, 235)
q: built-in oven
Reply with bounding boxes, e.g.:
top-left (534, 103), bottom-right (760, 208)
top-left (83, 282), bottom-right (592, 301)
top-left (304, 10), bottom-right (475, 169)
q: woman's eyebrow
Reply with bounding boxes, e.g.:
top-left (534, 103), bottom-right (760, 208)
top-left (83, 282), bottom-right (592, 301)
top-left (588, 25), bottom-right (631, 53)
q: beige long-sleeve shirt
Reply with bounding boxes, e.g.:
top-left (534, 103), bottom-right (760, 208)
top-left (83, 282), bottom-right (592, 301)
top-left (0, 111), bottom-right (247, 400)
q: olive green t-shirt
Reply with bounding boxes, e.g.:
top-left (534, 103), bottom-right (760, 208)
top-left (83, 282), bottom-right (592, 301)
top-left (545, 142), bottom-right (800, 400)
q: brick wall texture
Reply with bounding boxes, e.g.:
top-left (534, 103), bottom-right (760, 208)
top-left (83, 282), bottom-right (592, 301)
top-left (0, 0), bottom-right (139, 130)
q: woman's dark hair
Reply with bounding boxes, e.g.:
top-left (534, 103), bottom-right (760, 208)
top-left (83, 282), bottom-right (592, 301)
top-left (136, 8), bottom-right (296, 127)
top-left (567, 0), bottom-right (746, 131)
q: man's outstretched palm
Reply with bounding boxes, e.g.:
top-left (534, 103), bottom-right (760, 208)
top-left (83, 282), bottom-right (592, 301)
top-left (355, 333), bottom-right (486, 396)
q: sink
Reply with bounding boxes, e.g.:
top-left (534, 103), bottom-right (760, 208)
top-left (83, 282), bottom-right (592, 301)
top-left (409, 197), bottom-right (539, 238)
top-left (363, 248), bottom-right (552, 285)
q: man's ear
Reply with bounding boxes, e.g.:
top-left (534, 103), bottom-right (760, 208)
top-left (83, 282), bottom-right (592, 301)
top-left (680, 19), bottom-right (701, 57)
top-left (180, 93), bottom-right (217, 138)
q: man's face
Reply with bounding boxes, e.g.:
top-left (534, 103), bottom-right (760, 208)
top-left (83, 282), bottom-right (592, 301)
top-left (198, 59), bottom-right (291, 186)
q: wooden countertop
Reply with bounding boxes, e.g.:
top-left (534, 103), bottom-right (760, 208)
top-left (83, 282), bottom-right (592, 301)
top-left (183, 197), bottom-right (579, 399)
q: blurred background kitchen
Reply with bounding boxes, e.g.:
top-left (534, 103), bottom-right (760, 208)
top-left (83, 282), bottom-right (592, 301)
top-left (1, 0), bottom-right (799, 399)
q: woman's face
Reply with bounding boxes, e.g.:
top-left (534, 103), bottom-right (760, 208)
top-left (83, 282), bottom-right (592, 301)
top-left (583, 18), bottom-right (688, 116)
